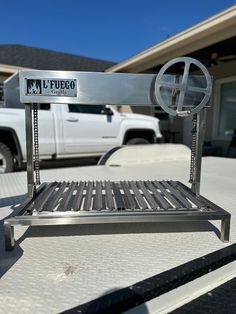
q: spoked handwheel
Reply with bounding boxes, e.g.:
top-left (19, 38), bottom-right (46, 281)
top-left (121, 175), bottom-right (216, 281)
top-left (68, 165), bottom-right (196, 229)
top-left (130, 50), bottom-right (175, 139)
top-left (154, 57), bottom-right (212, 117)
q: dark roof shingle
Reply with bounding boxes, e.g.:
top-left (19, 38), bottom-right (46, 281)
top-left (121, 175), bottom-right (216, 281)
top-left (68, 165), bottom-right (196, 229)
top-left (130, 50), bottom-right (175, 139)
top-left (0, 44), bottom-right (116, 71)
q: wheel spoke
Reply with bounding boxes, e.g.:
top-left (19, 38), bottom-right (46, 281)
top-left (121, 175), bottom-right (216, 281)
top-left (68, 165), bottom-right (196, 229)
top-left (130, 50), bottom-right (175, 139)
top-left (188, 86), bottom-right (208, 94)
top-left (157, 81), bottom-right (180, 89)
top-left (177, 62), bottom-right (190, 112)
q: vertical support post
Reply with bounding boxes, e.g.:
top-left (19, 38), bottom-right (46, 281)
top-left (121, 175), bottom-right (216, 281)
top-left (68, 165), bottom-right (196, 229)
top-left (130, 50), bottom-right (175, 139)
top-left (221, 216), bottom-right (231, 242)
top-left (191, 108), bottom-right (206, 195)
top-left (25, 103), bottom-right (34, 198)
top-left (4, 222), bottom-right (15, 251)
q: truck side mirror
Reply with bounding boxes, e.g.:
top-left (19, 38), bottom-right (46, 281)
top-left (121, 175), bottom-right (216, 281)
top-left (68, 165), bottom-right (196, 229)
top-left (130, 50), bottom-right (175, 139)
top-left (103, 107), bottom-right (114, 116)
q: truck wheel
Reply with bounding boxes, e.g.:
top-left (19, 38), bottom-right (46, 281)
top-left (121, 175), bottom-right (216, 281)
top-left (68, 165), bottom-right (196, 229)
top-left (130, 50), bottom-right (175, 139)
top-left (126, 138), bottom-right (150, 145)
top-left (0, 143), bottom-right (14, 173)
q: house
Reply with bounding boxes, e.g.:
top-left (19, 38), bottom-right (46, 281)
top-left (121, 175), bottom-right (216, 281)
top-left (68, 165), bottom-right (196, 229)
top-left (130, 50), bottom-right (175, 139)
top-left (106, 5), bottom-right (236, 155)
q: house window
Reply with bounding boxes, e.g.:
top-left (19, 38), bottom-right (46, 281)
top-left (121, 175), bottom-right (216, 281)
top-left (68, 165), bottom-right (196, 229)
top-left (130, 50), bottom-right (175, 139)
top-left (217, 79), bottom-right (236, 138)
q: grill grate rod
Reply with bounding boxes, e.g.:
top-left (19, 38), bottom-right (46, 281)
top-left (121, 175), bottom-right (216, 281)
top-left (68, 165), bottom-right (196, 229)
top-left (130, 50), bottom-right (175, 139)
top-left (105, 181), bottom-right (115, 210)
top-left (112, 182), bottom-right (125, 210)
top-left (93, 181), bottom-right (103, 210)
top-left (83, 182), bottom-right (93, 211)
top-left (72, 181), bottom-right (85, 211)
top-left (120, 181), bottom-right (137, 210)
top-left (130, 181), bottom-right (148, 210)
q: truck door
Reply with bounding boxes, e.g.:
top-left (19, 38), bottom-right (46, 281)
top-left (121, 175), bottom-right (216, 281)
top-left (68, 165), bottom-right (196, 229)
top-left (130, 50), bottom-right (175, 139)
top-left (61, 104), bottom-right (120, 154)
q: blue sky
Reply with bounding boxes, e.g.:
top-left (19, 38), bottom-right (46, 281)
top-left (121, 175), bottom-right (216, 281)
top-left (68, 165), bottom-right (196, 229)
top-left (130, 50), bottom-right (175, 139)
top-left (0, 0), bottom-right (235, 62)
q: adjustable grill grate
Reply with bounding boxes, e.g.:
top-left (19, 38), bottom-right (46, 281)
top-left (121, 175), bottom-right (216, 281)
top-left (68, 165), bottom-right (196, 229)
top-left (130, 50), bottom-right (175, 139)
top-left (29, 180), bottom-right (209, 214)
top-left (4, 179), bottom-right (230, 251)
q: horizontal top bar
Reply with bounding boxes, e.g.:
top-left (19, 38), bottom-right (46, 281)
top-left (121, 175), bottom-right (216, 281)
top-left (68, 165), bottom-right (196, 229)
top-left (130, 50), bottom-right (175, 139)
top-left (19, 70), bottom-right (206, 106)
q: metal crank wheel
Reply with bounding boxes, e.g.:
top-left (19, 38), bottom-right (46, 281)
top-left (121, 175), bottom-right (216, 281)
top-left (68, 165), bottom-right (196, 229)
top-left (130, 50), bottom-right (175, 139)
top-left (154, 57), bottom-right (212, 117)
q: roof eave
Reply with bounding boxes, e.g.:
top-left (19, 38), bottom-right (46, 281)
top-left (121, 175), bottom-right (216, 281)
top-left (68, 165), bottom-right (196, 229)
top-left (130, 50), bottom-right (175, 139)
top-left (0, 64), bottom-right (31, 74)
top-left (106, 5), bottom-right (236, 73)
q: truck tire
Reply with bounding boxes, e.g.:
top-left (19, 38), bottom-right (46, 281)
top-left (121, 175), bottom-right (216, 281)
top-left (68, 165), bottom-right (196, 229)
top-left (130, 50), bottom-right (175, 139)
top-left (126, 138), bottom-right (150, 145)
top-left (0, 143), bottom-right (14, 173)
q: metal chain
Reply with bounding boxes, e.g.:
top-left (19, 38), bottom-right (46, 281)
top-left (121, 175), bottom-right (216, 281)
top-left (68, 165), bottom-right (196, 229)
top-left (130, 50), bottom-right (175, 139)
top-left (33, 103), bottom-right (41, 185)
top-left (189, 113), bottom-right (197, 183)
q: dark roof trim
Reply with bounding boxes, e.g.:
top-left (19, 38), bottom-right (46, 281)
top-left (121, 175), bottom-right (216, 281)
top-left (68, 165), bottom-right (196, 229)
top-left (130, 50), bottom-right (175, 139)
top-left (0, 44), bottom-right (116, 72)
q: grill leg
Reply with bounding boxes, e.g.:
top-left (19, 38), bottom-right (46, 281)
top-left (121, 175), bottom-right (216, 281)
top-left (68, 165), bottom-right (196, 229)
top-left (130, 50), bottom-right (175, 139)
top-left (4, 222), bottom-right (15, 251)
top-left (220, 216), bottom-right (230, 243)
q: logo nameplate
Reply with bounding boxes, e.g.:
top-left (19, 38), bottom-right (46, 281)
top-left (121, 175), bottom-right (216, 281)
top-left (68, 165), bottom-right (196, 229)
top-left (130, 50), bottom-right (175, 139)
top-left (25, 79), bottom-right (77, 97)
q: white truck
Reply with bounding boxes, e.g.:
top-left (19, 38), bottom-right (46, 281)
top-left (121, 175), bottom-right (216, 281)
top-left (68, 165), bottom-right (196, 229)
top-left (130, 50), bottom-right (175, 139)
top-left (0, 73), bottom-right (162, 173)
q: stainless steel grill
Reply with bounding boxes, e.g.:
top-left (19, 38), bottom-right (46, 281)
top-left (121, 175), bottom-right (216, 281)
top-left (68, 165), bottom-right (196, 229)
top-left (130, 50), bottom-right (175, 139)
top-left (4, 57), bottom-right (231, 250)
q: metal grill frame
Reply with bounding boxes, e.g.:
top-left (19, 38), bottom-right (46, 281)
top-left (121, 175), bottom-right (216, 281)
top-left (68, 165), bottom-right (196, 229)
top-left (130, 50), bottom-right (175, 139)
top-left (4, 180), bottom-right (230, 250)
top-left (3, 63), bottom-right (231, 250)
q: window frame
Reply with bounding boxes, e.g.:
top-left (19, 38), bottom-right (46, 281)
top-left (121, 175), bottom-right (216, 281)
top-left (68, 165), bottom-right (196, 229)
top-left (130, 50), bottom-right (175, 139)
top-left (213, 76), bottom-right (236, 141)
top-left (68, 104), bottom-right (107, 115)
